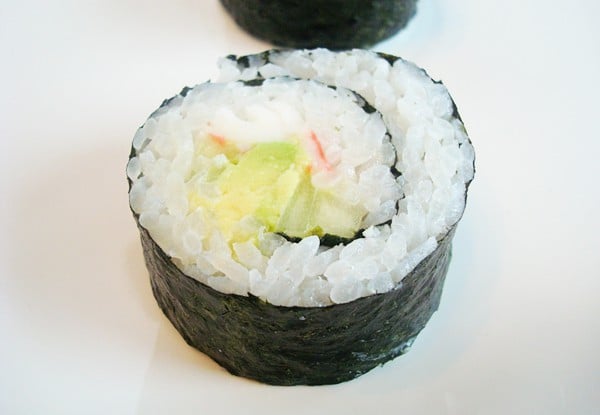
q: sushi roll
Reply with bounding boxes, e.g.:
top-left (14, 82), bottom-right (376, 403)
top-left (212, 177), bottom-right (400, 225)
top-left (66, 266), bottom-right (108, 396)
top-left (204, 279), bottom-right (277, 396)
top-left (220, 0), bottom-right (418, 49)
top-left (127, 49), bottom-right (474, 385)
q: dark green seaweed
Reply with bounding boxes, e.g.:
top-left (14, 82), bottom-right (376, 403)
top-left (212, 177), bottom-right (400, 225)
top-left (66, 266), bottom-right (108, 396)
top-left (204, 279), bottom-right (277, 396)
top-left (220, 0), bottom-right (418, 49)
top-left (377, 52), bottom-right (401, 66)
top-left (138, 219), bottom-right (454, 385)
top-left (277, 232), bottom-right (359, 247)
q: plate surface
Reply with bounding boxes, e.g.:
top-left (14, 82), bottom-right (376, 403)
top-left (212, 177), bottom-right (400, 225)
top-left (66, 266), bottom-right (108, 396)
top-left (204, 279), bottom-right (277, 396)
top-left (1, 0), bottom-right (599, 413)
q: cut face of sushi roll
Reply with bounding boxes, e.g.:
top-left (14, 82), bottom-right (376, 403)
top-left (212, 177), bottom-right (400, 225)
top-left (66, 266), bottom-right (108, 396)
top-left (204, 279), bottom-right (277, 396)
top-left (220, 0), bottom-right (418, 49)
top-left (127, 49), bottom-right (474, 385)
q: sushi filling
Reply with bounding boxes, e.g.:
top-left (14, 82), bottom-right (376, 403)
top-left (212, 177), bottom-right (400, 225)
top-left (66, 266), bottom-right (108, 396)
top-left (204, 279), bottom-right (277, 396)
top-left (201, 139), bottom-right (368, 243)
top-left (128, 50), bottom-right (474, 306)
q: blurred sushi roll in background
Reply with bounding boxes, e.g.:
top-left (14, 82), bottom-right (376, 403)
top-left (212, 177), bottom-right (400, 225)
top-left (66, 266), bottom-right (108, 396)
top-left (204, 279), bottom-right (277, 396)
top-left (127, 49), bottom-right (474, 385)
top-left (220, 0), bottom-right (418, 49)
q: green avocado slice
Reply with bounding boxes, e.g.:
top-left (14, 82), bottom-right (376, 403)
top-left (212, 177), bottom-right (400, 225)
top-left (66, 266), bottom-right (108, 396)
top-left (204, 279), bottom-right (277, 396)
top-left (216, 141), bottom-right (300, 242)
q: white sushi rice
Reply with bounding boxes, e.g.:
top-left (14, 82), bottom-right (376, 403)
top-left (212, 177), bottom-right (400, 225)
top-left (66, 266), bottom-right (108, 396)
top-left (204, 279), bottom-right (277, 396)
top-left (128, 49), bottom-right (474, 307)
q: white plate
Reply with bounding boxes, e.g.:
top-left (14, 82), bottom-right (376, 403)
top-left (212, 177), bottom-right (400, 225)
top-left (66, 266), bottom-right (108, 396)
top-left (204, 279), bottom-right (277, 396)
top-left (1, 1), bottom-right (599, 413)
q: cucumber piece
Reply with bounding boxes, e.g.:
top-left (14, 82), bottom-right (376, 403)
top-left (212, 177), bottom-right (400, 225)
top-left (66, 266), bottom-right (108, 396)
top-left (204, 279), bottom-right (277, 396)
top-left (276, 173), bottom-right (366, 240)
top-left (254, 167), bottom-right (302, 231)
top-left (311, 192), bottom-right (366, 239)
top-left (276, 172), bottom-right (318, 238)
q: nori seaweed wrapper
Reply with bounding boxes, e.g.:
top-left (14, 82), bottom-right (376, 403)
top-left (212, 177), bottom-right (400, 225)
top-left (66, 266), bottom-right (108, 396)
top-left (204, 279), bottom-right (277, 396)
top-left (137, 219), bottom-right (455, 385)
top-left (220, 0), bottom-right (418, 49)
